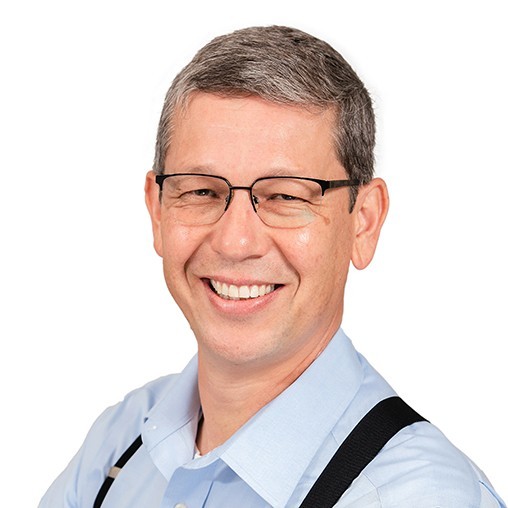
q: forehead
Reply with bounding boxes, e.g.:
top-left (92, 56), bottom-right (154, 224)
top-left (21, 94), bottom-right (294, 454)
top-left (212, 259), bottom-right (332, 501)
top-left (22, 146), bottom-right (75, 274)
top-left (165, 93), bottom-right (341, 178)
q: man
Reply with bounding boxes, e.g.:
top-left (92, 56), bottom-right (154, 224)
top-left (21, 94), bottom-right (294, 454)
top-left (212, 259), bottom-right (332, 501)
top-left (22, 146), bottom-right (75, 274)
top-left (40, 26), bottom-right (505, 507)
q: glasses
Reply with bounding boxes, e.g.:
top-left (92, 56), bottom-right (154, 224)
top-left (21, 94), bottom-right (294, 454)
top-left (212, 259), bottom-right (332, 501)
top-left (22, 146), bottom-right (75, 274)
top-left (155, 173), bottom-right (360, 228)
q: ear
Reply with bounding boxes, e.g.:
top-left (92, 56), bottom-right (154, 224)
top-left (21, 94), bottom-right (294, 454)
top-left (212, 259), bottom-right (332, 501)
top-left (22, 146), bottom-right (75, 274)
top-left (144, 171), bottom-right (163, 257)
top-left (351, 178), bottom-right (389, 270)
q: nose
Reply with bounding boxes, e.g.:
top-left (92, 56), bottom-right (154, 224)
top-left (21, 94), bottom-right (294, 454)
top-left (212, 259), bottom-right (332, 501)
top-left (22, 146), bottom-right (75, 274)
top-left (210, 188), bottom-right (271, 262)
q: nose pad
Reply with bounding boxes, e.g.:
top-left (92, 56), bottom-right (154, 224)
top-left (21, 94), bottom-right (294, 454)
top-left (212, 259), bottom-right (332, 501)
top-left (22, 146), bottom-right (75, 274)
top-left (223, 187), bottom-right (259, 216)
top-left (223, 192), bottom-right (232, 212)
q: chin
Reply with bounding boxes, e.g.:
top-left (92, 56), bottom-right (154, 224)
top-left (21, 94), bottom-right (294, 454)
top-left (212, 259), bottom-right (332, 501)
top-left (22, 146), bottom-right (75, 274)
top-left (198, 332), bottom-right (283, 368)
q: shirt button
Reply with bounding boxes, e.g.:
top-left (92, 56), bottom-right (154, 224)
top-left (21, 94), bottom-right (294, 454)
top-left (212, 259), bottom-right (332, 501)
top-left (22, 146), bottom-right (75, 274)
top-left (174, 504), bottom-right (187, 508)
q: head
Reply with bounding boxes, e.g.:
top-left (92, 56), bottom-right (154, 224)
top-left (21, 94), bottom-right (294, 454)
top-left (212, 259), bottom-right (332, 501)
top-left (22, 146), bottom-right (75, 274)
top-left (153, 25), bottom-right (376, 210)
top-left (146, 26), bottom-right (388, 374)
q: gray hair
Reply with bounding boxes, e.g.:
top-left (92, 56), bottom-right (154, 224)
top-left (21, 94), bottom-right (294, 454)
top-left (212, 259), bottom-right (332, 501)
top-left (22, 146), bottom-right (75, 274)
top-left (153, 25), bottom-right (376, 208)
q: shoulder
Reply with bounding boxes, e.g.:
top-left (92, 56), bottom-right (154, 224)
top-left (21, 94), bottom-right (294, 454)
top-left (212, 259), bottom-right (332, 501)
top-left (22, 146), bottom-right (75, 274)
top-left (80, 373), bottom-right (180, 460)
top-left (349, 421), bottom-right (504, 507)
top-left (39, 373), bottom-right (179, 508)
top-left (81, 373), bottom-right (179, 457)
top-left (97, 374), bottom-right (179, 428)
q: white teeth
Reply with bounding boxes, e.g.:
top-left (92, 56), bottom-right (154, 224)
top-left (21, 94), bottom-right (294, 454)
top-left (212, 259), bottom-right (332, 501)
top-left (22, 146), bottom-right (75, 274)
top-left (239, 286), bottom-right (250, 298)
top-left (210, 280), bottom-right (276, 300)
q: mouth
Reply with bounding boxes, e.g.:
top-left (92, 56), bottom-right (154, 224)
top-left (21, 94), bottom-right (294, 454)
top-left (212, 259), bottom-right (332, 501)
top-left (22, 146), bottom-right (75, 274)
top-left (208, 279), bottom-right (280, 301)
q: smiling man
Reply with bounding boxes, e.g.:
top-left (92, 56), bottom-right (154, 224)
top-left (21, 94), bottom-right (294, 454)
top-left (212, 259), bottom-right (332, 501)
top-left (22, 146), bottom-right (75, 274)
top-left (40, 26), bottom-right (505, 508)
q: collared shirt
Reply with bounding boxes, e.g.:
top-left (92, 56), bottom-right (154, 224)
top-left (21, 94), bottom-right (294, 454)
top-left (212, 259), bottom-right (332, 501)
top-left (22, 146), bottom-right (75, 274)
top-left (39, 329), bottom-right (505, 507)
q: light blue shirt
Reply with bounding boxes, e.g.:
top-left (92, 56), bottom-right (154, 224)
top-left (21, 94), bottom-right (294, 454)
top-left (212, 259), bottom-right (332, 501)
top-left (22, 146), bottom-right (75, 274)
top-left (40, 329), bottom-right (505, 507)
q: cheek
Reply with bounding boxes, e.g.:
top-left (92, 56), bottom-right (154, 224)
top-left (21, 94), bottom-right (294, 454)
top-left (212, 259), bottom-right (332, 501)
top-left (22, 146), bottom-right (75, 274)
top-left (283, 228), bottom-right (333, 278)
top-left (287, 221), bottom-right (353, 281)
top-left (293, 224), bottom-right (347, 258)
top-left (294, 229), bottom-right (312, 249)
top-left (288, 229), bottom-right (319, 269)
top-left (160, 220), bottom-right (204, 270)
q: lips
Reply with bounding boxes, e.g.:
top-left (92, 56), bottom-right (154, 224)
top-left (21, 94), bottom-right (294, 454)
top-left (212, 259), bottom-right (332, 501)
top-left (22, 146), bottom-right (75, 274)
top-left (209, 279), bottom-right (277, 300)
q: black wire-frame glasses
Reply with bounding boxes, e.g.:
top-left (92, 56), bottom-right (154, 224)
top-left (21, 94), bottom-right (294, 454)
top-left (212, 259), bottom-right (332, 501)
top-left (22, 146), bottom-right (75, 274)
top-left (155, 172), bottom-right (360, 228)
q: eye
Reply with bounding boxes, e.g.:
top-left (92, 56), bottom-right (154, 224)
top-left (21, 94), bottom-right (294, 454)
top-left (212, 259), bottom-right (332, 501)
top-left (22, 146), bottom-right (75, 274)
top-left (191, 188), bottom-right (216, 197)
top-left (180, 188), bottom-right (220, 200)
top-left (269, 193), bottom-right (306, 202)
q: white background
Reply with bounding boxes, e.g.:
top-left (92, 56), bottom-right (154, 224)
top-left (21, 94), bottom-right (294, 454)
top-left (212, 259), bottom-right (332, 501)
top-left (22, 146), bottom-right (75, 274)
top-left (1, 1), bottom-right (506, 505)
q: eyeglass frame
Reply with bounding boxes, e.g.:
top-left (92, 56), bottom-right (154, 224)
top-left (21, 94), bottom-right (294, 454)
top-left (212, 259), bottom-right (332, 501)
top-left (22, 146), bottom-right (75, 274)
top-left (154, 172), bottom-right (361, 219)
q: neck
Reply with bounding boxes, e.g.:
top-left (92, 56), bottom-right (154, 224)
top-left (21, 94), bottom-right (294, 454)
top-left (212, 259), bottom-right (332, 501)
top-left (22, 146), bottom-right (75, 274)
top-left (195, 336), bottom-right (332, 455)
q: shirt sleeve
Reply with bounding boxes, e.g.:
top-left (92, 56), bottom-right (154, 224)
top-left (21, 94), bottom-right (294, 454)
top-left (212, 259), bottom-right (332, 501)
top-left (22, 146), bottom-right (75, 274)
top-left (336, 422), bottom-right (506, 508)
top-left (38, 402), bottom-right (122, 508)
top-left (38, 445), bottom-right (83, 508)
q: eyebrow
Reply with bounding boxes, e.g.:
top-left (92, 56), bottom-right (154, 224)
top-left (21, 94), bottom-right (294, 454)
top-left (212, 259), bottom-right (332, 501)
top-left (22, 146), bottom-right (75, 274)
top-left (270, 166), bottom-right (306, 177)
top-left (164, 164), bottom-right (216, 174)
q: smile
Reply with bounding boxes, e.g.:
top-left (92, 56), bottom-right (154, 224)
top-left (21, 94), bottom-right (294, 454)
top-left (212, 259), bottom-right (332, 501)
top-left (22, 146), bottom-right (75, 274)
top-left (209, 279), bottom-right (277, 300)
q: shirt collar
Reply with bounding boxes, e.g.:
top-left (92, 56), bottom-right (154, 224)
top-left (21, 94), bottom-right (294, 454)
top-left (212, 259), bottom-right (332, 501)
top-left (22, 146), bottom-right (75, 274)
top-left (143, 328), bottom-right (364, 505)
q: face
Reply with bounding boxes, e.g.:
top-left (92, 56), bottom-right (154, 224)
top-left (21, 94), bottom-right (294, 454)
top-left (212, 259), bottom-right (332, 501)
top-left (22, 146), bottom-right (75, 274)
top-left (146, 93), bottom-right (376, 373)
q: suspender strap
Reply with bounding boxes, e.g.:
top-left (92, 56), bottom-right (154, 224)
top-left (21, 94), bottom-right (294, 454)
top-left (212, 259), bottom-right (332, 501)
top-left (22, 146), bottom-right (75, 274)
top-left (299, 396), bottom-right (427, 508)
top-left (93, 434), bottom-right (143, 508)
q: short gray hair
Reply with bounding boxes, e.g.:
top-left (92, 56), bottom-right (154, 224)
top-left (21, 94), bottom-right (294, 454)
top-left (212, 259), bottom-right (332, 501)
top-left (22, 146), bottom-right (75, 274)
top-left (153, 26), bottom-right (376, 208)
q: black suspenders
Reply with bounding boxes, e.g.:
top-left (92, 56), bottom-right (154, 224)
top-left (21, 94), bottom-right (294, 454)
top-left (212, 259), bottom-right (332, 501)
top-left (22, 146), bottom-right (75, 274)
top-left (299, 396), bottom-right (426, 506)
top-left (93, 435), bottom-right (143, 508)
top-left (94, 396), bottom-right (426, 508)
